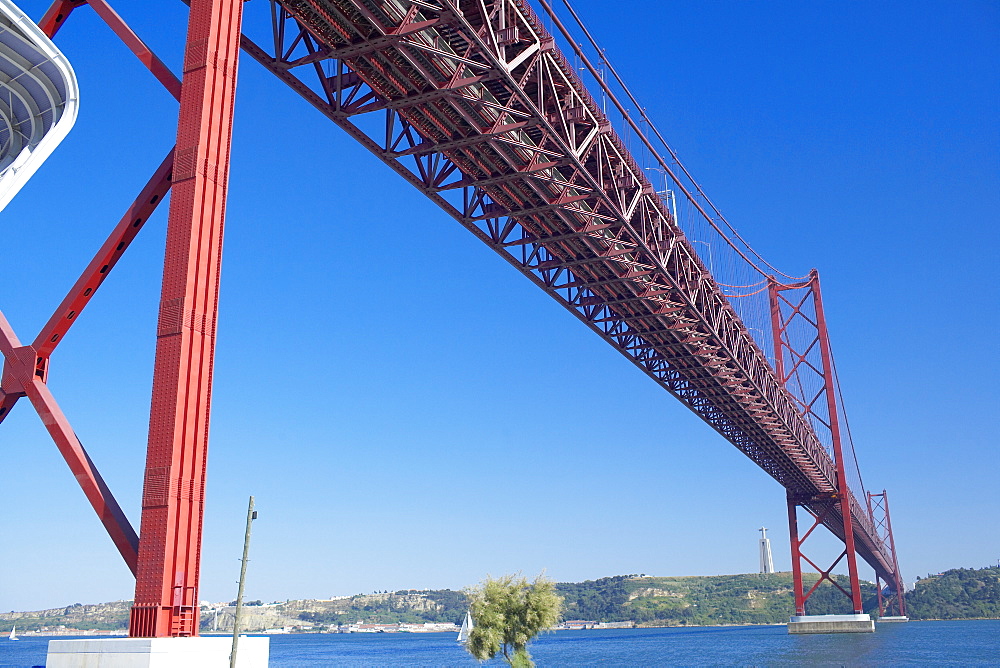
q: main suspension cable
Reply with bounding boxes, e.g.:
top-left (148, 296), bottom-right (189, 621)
top-left (539, 0), bottom-right (808, 282)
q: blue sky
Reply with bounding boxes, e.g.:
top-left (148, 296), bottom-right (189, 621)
top-left (1, 0), bottom-right (997, 612)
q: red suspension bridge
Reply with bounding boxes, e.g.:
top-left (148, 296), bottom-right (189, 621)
top-left (0, 0), bottom-right (905, 638)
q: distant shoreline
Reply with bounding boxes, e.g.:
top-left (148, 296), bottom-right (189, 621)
top-left (13, 618), bottom-right (1000, 641)
top-left (5, 566), bottom-right (997, 632)
top-left (16, 618), bottom-right (1000, 640)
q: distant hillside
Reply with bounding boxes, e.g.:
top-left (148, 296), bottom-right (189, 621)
top-left (283, 589), bottom-right (468, 628)
top-left (907, 567), bottom-right (1000, 620)
top-left (558, 572), bottom-right (874, 626)
top-left (0, 601), bottom-right (129, 632)
top-left (3, 567), bottom-right (995, 633)
top-left (0, 591), bottom-right (469, 634)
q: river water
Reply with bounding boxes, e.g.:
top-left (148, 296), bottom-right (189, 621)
top-left (1, 620), bottom-right (997, 666)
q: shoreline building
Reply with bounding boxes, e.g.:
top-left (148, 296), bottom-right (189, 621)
top-left (759, 527), bottom-right (775, 574)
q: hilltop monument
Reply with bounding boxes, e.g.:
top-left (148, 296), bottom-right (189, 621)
top-left (759, 527), bottom-right (775, 574)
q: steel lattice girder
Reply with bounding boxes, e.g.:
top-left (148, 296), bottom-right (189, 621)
top-left (243, 0), bottom-right (904, 592)
top-left (239, 0), bottom-right (899, 584)
top-left (249, 0), bottom-right (836, 492)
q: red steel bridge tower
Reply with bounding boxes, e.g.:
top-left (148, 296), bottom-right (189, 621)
top-left (0, 0), bottom-right (905, 638)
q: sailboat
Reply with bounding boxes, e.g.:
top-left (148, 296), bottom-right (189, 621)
top-left (456, 611), bottom-right (473, 643)
top-left (8, 625), bottom-right (17, 641)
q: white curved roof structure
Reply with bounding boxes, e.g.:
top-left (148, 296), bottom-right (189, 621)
top-left (0, 0), bottom-right (78, 212)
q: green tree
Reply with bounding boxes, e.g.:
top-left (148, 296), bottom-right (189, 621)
top-left (465, 574), bottom-right (562, 667)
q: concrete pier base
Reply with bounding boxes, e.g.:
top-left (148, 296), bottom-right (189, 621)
top-left (46, 636), bottom-right (269, 667)
top-left (878, 615), bottom-right (909, 622)
top-left (787, 614), bottom-right (874, 634)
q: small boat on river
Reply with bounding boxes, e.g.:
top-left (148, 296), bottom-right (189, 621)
top-left (457, 611), bottom-right (473, 643)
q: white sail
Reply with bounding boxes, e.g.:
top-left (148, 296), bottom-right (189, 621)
top-left (8, 625), bottom-right (16, 641)
top-left (456, 611), bottom-right (473, 643)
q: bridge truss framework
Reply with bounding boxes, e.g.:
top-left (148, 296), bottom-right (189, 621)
top-left (0, 0), bottom-right (906, 636)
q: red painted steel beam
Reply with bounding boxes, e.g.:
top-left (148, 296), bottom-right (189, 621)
top-left (38, 0), bottom-right (87, 37)
top-left (773, 282), bottom-right (811, 616)
top-left (0, 149), bottom-right (173, 429)
top-left (880, 491), bottom-right (906, 616)
top-left (40, 1), bottom-right (182, 99)
top-left (35, 150), bottom-right (175, 359)
top-left (3, 1), bottom-right (181, 422)
top-left (810, 270), bottom-right (864, 613)
top-left (128, 0), bottom-right (244, 639)
top-left (0, 372), bottom-right (20, 421)
top-left (0, 311), bottom-right (139, 573)
top-left (0, 1), bottom-right (179, 581)
top-left (786, 494), bottom-right (806, 615)
top-left (86, 0), bottom-right (182, 100)
top-left (869, 490), bottom-right (906, 616)
top-left (772, 272), bottom-right (867, 613)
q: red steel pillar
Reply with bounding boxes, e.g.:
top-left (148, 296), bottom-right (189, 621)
top-left (882, 492), bottom-right (906, 616)
top-left (811, 270), bottom-right (864, 613)
top-left (869, 490), bottom-right (907, 617)
top-left (769, 277), bottom-right (809, 615)
top-left (785, 492), bottom-right (806, 616)
top-left (128, 0), bottom-right (244, 638)
top-left (771, 279), bottom-right (805, 616)
top-left (770, 271), bottom-right (865, 615)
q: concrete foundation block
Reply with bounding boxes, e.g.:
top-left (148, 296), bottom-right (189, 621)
top-left (787, 614), bottom-right (874, 634)
top-left (46, 636), bottom-right (269, 668)
top-left (877, 616), bottom-right (909, 622)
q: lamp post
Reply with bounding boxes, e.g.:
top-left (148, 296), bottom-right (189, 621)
top-left (230, 496), bottom-right (257, 668)
top-left (691, 239), bottom-right (714, 276)
top-left (644, 166), bottom-right (679, 229)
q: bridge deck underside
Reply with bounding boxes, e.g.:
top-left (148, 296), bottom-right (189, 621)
top-left (262, 0), bottom-right (897, 583)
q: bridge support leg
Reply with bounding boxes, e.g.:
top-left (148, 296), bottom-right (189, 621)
top-left (0, 312), bottom-right (139, 572)
top-left (770, 272), bottom-right (871, 632)
top-left (128, 0), bottom-right (244, 638)
top-left (784, 496), bottom-right (873, 632)
top-left (810, 272), bottom-right (865, 614)
top-left (786, 493), bottom-right (806, 616)
top-left (868, 490), bottom-right (908, 619)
